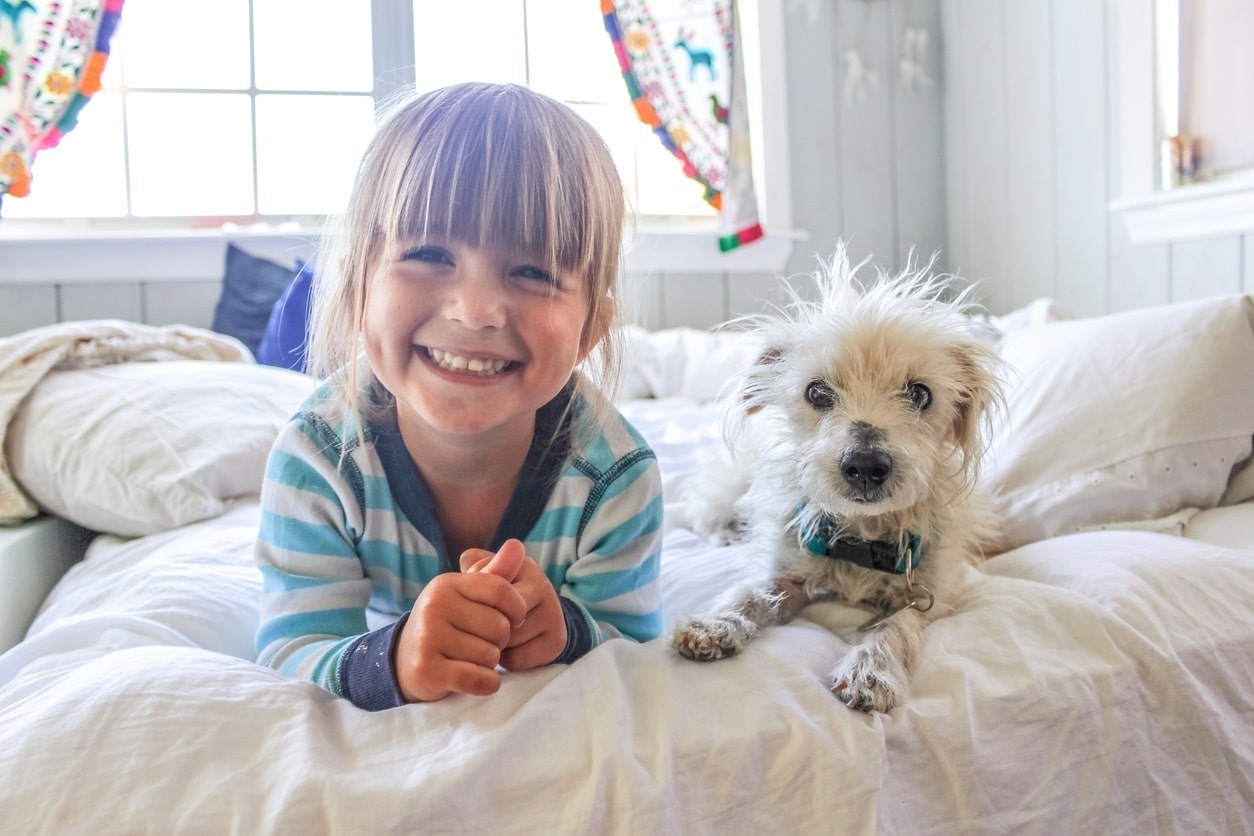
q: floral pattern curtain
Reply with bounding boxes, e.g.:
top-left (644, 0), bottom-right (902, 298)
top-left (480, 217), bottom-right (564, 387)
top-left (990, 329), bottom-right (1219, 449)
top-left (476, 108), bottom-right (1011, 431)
top-left (602, 0), bottom-right (763, 251)
top-left (0, 0), bottom-right (123, 205)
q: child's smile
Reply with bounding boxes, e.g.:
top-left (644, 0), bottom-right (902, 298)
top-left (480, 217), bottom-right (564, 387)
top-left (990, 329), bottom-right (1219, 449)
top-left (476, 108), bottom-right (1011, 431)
top-left (421, 346), bottom-right (518, 378)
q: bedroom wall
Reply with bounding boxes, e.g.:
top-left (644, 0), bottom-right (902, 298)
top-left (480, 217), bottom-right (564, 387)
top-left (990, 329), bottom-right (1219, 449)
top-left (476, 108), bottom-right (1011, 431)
top-left (940, 0), bottom-right (1254, 317)
top-left (0, 0), bottom-right (948, 338)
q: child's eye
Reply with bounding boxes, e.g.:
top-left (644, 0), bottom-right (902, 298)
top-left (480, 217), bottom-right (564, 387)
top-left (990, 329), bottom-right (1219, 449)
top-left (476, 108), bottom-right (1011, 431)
top-left (401, 245), bottom-right (452, 265)
top-left (512, 264), bottom-right (558, 286)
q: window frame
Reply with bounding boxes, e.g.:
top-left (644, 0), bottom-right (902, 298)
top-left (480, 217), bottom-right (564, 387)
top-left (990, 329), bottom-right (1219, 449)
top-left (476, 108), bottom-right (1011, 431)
top-left (0, 0), bottom-right (795, 281)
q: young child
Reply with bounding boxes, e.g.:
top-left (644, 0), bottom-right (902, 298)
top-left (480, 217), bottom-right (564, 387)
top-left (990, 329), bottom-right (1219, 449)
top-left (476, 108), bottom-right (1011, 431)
top-left (254, 82), bottom-right (664, 710)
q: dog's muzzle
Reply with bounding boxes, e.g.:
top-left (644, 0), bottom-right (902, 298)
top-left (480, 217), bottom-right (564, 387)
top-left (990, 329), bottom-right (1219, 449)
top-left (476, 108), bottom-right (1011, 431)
top-left (840, 446), bottom-right (893, 500)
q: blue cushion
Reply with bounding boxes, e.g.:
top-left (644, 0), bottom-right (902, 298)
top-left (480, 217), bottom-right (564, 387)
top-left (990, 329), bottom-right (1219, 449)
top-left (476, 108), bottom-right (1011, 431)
top-left (256, 262), bottom-right (314, 372)
top-left (212, 244), bottom-right (298, 355)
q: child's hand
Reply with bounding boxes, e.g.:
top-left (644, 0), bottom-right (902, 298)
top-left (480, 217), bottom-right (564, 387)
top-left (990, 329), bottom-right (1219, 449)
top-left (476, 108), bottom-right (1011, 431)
top-left (394, 544), bottom-right (527, 703)
top-left (461, 540), bottom-right (569, 672)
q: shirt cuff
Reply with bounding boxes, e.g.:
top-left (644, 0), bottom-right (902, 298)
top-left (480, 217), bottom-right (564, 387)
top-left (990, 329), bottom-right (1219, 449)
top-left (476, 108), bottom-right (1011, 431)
top-left (554, 596), bottom-right (595, 665)
top-left (338, 614), bottom-right (408, 711)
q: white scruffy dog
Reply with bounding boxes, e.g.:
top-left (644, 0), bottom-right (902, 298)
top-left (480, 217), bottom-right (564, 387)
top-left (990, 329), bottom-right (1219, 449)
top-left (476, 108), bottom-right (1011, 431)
top-left (673, 248), bottom-right (1005, 713)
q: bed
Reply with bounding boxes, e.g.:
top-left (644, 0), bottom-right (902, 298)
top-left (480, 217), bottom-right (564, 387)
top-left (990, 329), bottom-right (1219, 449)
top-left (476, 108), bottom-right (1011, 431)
top-left (1, 294), bottom-right (1252, 834)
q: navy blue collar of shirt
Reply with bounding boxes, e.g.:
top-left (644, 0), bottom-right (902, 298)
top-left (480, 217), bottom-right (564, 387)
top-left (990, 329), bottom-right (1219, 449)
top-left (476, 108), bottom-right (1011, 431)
top-left (371, 381), bottom-right (576, 573)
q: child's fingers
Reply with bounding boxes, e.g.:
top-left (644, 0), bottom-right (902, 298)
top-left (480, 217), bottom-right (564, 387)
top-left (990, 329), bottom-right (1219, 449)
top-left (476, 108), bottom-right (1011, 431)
top-left (455, 572), bottom-right (528, 629)
top-left (458, 548), bottom-right (493, 573)
top-left (479, 538), bottom-right (526, 582)
top-left (441, 660), bottom-right (504, 697)
top-left (459, 540), bottom-right (527, 581)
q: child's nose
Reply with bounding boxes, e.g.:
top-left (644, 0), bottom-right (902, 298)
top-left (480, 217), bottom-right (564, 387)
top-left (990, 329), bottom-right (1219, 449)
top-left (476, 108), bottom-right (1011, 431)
top-left (444, 273), bottom-right (507, 330)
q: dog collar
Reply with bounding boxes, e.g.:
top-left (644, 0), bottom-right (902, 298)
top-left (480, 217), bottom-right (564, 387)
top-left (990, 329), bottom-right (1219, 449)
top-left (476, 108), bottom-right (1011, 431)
top-left (799, 511), bottom-right (923, 574)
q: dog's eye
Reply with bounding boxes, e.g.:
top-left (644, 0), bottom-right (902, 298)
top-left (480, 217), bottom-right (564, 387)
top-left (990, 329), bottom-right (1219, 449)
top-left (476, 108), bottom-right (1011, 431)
top-left (905, 381), bottom-right (932, 410)
top-left (805, 379), bottom-right (837, 410)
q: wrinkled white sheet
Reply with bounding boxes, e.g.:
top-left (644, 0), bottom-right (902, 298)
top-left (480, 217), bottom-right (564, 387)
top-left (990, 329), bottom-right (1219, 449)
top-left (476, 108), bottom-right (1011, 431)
top-left (1, 398), bottom-right (1252, 834)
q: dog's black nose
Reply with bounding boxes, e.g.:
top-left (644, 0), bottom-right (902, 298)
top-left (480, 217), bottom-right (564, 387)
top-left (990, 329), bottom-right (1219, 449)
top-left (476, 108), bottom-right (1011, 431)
top-left (841, 448), bottom-right (893, 492)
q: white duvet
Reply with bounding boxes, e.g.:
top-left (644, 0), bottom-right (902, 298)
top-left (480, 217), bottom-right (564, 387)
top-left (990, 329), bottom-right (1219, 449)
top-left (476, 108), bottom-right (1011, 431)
top-left (1, 397), bottom-right (1253, 834)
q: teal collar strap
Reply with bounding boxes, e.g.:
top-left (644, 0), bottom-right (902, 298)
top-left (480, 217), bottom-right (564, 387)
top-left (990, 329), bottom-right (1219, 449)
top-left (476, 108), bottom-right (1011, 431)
top-left (800, 511), bottom-right (923, 574)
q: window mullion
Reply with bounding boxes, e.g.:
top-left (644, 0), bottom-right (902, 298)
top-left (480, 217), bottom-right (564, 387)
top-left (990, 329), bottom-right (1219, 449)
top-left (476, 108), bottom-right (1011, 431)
top-left (371, 1), bottom-right (417, 108)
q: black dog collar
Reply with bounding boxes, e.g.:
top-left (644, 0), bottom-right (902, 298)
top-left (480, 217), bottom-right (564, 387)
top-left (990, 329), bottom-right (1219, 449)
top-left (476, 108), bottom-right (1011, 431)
top-left (800, 512), bottom-right (923, 574)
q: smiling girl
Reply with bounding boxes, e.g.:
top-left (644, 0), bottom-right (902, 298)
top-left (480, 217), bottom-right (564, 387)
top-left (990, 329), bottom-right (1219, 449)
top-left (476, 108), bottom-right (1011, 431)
top-left (254, 83), bottom-right (663, 710)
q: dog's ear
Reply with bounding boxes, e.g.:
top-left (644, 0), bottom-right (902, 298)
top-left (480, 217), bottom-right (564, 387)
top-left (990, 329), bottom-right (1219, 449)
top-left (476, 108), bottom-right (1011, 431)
top-left (948, 339), bottom-right (1003, 479)
top-left (739, 347), bottom-right (784, 415)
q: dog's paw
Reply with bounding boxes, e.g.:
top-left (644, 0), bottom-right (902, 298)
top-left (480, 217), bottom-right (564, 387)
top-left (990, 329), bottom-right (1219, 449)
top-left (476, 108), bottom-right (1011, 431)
top-left (828, 648), bottom-right (906, 713)
top-left (672, 614), bottom-right (754, 661)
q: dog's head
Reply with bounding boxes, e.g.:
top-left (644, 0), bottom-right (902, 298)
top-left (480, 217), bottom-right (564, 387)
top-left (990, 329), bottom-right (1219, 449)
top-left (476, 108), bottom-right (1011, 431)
top-left (735, 246), bottom-right (1004, 523)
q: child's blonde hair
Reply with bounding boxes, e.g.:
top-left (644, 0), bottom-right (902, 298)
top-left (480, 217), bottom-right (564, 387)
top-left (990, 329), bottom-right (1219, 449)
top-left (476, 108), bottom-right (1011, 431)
top-left (308, 82), bottom-right (628, 433)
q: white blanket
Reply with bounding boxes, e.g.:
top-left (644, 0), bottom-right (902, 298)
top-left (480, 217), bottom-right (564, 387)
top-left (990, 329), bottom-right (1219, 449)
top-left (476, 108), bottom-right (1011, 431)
top-left (0, 320), bottom-right (249, 523)
top-left (1, 397), bottom-right (1252, 834)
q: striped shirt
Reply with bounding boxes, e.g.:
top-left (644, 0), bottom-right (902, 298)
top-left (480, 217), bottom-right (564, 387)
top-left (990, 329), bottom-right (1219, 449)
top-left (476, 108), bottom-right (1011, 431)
top-left (254, 378), bottom-right (663, 710)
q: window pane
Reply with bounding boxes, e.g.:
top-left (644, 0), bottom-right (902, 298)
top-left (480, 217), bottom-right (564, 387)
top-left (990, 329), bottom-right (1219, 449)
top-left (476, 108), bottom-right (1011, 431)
top-left (634, 125), bottom-right (715, 217)
top-left (572, 102), bottom-right (714, 218)
top-left (411, 1), bottom-right (527, 92)
top-left (526, 0), bottom-right (624, 103)
top-left (255, 94), bottom-right (376, 215)
top-left (126, 93), bottom-right (255, 216)
top-left (1, 92), bottom-right (128, 218)
top-left (254, 0), bottom-right (374, 92)
top-left (118, 0), bottom-right (251, 90)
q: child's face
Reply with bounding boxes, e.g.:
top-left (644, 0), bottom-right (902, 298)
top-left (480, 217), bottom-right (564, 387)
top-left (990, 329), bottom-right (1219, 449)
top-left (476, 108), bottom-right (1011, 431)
top-left (363, 238), bottom-right (592, 443)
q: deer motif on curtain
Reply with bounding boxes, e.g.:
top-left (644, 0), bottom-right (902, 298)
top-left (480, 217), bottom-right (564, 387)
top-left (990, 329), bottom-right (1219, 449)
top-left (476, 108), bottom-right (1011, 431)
top-left (602, 0), bottom-right (763, 251)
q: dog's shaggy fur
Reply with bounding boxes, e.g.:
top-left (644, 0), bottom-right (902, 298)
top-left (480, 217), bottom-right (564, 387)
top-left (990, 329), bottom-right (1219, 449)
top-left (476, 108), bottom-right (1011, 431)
top-left (673, 248), bottom-right (1005, 712)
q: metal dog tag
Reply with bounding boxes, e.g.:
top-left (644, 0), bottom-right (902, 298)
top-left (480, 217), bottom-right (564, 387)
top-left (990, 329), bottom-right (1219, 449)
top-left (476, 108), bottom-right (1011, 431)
top-left (857, 584), bottom-right (935, 633)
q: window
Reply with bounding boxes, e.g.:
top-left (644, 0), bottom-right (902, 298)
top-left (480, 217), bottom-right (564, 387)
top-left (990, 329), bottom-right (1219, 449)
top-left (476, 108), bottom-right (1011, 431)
top-left (2, 0), bottom-right (715, 223)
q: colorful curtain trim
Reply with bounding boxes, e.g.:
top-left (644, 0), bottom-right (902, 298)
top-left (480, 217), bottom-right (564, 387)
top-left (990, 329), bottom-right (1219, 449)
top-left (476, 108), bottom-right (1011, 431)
top-left (601, 0), bottom-right (763, 252)
top-left (0, 0), bottom-right (124, 200)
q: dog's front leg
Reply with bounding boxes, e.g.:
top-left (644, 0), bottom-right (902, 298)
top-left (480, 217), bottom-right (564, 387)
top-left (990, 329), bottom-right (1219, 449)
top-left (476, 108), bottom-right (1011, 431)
top-left (673, 578), bottom-right (814, 661)
top-left (831, 605), bottom-right (928, 712)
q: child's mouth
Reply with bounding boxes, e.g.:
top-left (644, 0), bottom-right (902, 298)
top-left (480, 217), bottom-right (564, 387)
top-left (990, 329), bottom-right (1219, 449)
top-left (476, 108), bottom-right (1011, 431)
top-left (423, 347), bottom-right (516, 377)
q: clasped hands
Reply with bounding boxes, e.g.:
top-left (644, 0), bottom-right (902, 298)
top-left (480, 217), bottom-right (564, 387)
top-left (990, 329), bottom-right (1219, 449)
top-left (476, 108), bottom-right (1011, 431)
top-left (395, 539), bottom-right (568, 703)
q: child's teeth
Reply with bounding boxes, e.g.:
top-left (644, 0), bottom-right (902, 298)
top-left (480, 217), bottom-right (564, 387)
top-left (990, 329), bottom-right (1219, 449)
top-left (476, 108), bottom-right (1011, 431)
top-left (429, 348), bottom-right (507, 375)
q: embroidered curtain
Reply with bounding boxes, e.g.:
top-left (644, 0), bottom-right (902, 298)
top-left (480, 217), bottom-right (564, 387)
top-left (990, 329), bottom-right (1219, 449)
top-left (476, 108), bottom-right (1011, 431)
top-left (602, 0), bottom-right (762, 251)
top-left (0, 0), bottom-right (123, 205)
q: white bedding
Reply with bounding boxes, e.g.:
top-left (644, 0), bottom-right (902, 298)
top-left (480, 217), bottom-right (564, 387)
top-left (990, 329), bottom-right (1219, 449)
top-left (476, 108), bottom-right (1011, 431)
top-left (2, 394), bottom-right (1253, 834)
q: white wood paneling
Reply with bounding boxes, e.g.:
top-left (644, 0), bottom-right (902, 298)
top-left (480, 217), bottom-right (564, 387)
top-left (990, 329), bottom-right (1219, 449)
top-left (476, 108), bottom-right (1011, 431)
top-left (0, 286), bottom-right (57, 337)
top-left (890, 0), bottom-right (946, 268)
top-left (1170, 236), bottom-right (1243, 301)
top-left (1051, 0), bottom-right (1111, 316)
top-left (145, 280), bottom-right (221, 330)
top-left (1004, 1), bottom-right (1058, 311)
top-left (728, 271), bottom-right (791, 320)
top-left (953, 0), bottom-right (1012, 313)
top-left (656, 271), bottom-right (729, 330)
top-left (59, 283), bottom-right (143, 324)
top-left (835, 0), bottom-right (898, 269)
top-left (1109, 216), bottom-right (1170, 310)
top-left (939, 0), bottom-right (969, 279)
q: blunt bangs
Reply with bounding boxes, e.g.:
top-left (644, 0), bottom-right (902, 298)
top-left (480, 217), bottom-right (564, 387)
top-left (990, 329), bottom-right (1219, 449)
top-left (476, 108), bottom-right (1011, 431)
top-left (373, 84), bottom-right (618, 276)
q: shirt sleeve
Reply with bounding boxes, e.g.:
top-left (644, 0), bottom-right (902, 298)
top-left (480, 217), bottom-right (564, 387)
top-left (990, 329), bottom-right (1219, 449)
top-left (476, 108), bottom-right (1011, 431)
top-left (254, 417), bottom-right (405, 710)
top-left (555, 447), bottom-right (665, 663)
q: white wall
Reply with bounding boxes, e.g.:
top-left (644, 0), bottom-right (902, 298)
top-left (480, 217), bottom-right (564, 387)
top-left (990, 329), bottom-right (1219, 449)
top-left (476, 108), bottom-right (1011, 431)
top-left (940, 0), bottom-right (1254, 317)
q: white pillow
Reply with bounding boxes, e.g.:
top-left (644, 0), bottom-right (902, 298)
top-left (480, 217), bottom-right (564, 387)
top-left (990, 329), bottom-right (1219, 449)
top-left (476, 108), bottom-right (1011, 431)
top-left (631, 327), bottom-right (761, 403)
top-left (982, 294), bottom-right (1254, 549)
top-left (6, 361), bottom-right (314, 537)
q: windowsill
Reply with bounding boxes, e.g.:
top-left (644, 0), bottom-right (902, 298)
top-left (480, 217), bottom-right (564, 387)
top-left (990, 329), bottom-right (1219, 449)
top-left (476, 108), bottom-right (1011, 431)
top-left (0, 222), bottom-right (801, 285)
top-left (1112, 168), bottom-right (1254, 245)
